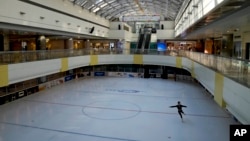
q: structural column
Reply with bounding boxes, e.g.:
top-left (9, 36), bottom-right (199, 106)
top-left (221, 34), bottom-right (233, 57)
top-left (64, 38), bottom-right (74, 49)
top-left (0, 34), bottom-right (9, 51)
top-left (36, 35), bottom-right (46, 50)
top-left (0, 34), bottom-right (3, 51)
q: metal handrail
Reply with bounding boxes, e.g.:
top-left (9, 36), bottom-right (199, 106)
top-left (0, 49), bottom-right (249, 87)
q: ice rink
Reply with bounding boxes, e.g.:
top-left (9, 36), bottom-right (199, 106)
top-left (0, 77), bottom-right (238, 141)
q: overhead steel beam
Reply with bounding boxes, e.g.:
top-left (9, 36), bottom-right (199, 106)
top-left (133, 0), bottom-right (144, 13)
top-left (102, 5), bottom-right (133, 18)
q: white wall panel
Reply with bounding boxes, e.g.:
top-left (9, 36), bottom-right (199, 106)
top-left (159, 21), bottom-right (175, 29)
top-left (124, 31), bottom-right (133, 42)
top-left (108, 30), bottom-right (125, 39)
top-left (131, 33), bottom-right (140, 42)
top-left (109, 22), bottom-right (133, 41)
top-left (110, 22), bottom-right (131, 31)
top-left (156, 30), bottom-right (175, 39)
top-left (0, 0), bottom-right (109, 37)
top-left (68, 56), bottom-right (90, 70)
top-left (182, 57), bottom-right (192, 71)
top-left (108, 30), bottom-right (133, 41)
top-left (223, 77), bottom-right (250, 124)
top-left (194, 63), bottom-right (215, 94)
top-left (143, 55), bottom-right (176, 66)
top-left (98, 55), bottom-right (133, 65)
top-left (31, 0), bottom-right (109, 26)
top-left (8, 59), bottom-right (61, 84)
top-left (150, 34), bottom-right (157, 42)
top-left (110, 22), bottom-right (121, 30)
top-left (130, 33), bottom-right (157, 42)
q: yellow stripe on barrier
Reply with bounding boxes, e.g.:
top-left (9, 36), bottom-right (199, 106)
top-left (214, 73), bottom-right (226, 107)
top-left (133, 55), bottom-right (143, 64)
top-left (176, 57), bottom-right (182, 68)
top-left (0, 65), bottom-right (8, 87)
top-left (90, 55), bottom-right (98, 66)
top-left (61, 58), bottom-right (68, 72)
top-left (191, 61), bottom-right (195, 78)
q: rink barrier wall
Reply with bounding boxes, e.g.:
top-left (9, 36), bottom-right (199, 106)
top-left (0, 54), bottom-right (249, 124)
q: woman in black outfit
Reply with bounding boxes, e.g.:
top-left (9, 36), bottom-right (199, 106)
top-left (170, 101), bottom-right (187, 121)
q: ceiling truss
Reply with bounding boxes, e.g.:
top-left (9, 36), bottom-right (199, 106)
top-left (69, 0), bottom-right (185, 21)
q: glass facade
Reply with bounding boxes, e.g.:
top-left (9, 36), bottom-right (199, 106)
top-left (175, 0), bottom-right (225, 37)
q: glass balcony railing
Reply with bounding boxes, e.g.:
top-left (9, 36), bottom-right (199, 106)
top-left (180, 51), bottom-right (250, 88)
top-left (0, 49), bottom-right (249, 88)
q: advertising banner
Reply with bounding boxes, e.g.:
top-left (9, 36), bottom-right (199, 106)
top-left (39, 77), bottom-right (64, 91)
top-left (65, 75), bottom-right (74, 82)
top-left (94, 72), bottom-right (105, 76)
top-left (107, 72), bottom-right (143, 78)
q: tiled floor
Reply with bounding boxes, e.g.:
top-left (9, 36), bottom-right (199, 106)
top-left (0, 77), bottom-right (238, 141)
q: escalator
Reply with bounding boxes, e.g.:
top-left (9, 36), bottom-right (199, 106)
top-left (136, 33), bottom-right (144, 50)
top-left (144, 33), bottom-right (151, 50)
top-left (136, 27), bottom-right (152, 54)
top-left (140, 33), bottom-right (151, 54)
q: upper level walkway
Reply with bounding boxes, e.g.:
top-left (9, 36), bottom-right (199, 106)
top-left (1, 49), bottom-right (249, 88)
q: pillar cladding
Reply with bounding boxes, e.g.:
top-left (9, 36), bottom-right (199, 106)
top-left (221, 34), bottom-right (233, 57)
top-left (0, 34), bottom-right (3, 51)
top-left (36, 36), bottom-right (46, 50)
top-left (214, 73), bottom-right (226, 107)
top-left (64, 38), bottom-right (74, 49)
top-left (0, 34), bottom-right (9, 51)
top-left (3, 34), bottom-right (10, 51)
top-left (0, 65), bottom-right (8, 87)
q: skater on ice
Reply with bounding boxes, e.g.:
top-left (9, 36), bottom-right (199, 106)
top-left (170, 101), bottom-right (187, 121)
